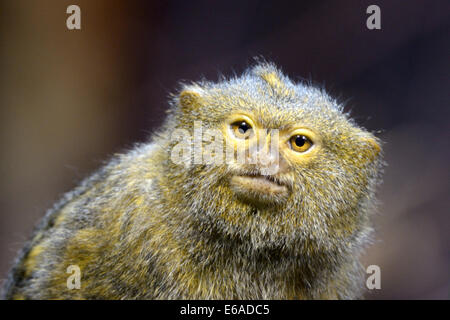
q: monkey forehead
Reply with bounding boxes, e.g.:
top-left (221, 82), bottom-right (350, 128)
top-left (206, 83), bottom-right (348, 131)
top-left (197, 65), bottom-right (344, 124)
top-left (175, 63), bottom-right (355, 133)
top-left (216, 70), bottom-right (333, 103)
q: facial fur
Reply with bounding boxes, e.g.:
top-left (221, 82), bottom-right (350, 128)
top-left (163, 63), bottom-right (382, 255)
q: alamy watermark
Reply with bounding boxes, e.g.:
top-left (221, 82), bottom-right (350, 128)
top-left (65, 5), bottom-right (380, 32)
top-left (170, 121), bottom-right (282, 175)
top-left (366, 5), bottom-right (381, 30)
top-left (66, 265), bottom-right (81, 290)
top-left (366, 265), bottom-right (381, 290)
top-left (66, 5), bottom-right (81, 30)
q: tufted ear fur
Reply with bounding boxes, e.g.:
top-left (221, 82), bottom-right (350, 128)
top-left (360, 134), bottom-right (382, 162)
top-left (178, 86), bottom-right (205, 113)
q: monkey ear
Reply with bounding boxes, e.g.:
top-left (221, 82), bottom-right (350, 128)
top-left (178, 86), bottom-right (205, 113)
top-left (360, 134), bottom-right (382, 162)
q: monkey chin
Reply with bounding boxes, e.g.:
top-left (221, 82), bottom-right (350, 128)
top-left (229, 174), bottom-right (289, 206)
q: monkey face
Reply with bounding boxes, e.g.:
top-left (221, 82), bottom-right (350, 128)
top-left (167, 64), bottom-right (382, 252)
top-left (222, 112), bottom-right (321, 207)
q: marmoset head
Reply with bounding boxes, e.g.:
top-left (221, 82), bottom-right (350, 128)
top-left (163, 63), bottom-right (383, 253)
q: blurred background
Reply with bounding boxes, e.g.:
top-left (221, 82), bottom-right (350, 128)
top-left (0, 0), bottom-right (448, 299)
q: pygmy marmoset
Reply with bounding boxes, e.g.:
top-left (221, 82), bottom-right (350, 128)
top-left (2, 63), bottom-right (383, 299)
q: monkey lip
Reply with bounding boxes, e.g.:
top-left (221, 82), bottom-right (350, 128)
top-left (230, 174), bottom-right (288, 195)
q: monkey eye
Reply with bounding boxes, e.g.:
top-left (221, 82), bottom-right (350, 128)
top-left (231, 121), bottom-right (254, 139)
top-left (289, 135), bottom-right (313, 152)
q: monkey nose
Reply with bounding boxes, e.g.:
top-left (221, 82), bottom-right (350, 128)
top-left (260, 156), bottom-right (290, 176)
top-left (252, 149), bottom-right (287, 176)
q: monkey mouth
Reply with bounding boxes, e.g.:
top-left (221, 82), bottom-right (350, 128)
top-left (230, 174), bottom-right (288, 197)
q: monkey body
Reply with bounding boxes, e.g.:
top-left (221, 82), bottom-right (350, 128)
top-left (2, 63), bottom-right (383, 299)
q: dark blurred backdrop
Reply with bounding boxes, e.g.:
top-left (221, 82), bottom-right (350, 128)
top-left (0, 0), bottom-right (448, 299)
